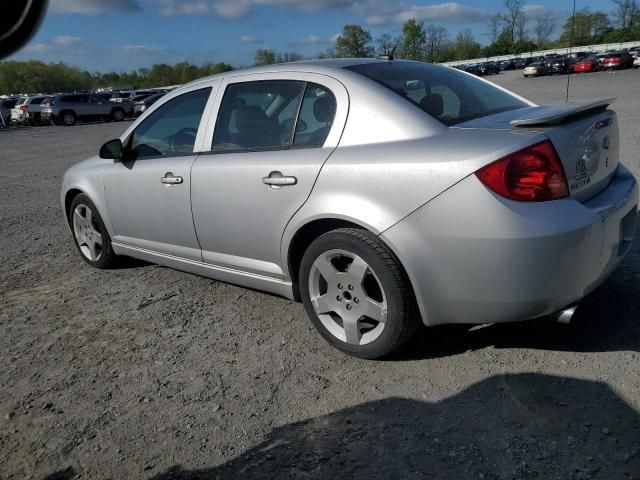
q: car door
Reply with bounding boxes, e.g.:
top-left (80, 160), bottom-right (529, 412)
top-left (103, 86), bottom-right (215, 260)
top-left (87, 95), bottom-right (108, 116)
top-left (73, 95), bottom-right (90, 118)
top-left (191, 73), bottom-right (348, 279)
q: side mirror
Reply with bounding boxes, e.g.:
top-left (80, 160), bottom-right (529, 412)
top-left (100, 138), bottom-right (123, 160)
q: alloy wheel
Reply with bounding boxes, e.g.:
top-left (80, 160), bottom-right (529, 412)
top-left (72, 204), bottom-right (103, 261)
top-left (63, 113), bottom-right (75, 126)
top-left (308, 249), bottom-right (387, 346)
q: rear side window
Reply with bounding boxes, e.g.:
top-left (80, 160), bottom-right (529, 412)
top-left (212, 80), bottom-right (305, 151)
top-left (293, 83), bottom-right (336, 147)
top-left (30, 97), bottom-right (45, 105)
top-left (130, 88), bottom-right (212, 159)
top-left (346, 62), bottom-right (527, 126)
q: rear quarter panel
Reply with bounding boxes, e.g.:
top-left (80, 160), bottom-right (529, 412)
top-left (281, 127), bottom-right (547, 279)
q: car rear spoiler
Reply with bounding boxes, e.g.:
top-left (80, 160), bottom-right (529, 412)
top-left (510, 98), bottom-right (616, 127)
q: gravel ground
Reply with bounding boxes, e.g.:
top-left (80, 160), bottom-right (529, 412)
top-left (1, 69), bottom-right (639, 480)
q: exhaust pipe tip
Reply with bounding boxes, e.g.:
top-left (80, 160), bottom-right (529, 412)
top-left (556, 305), bottom-right (578, 324)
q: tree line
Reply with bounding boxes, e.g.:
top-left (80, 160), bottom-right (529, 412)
top-left (0, 61), bottom-right (232, 95)
top-left (256, 0), bottom-right (640, 63)
top-left (1, 0), bottom-right (638, 95)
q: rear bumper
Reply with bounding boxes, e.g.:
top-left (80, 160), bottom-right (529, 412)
top-left (381, 164), bottom-right (638, 326)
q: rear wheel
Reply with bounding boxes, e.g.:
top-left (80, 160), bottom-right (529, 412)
top-left (299, 228), bottom-right (419, 359)
top-left (61, 111), bottom-right (76, 126)
top-left (111, 108), bottom-right (125, 121)
top-left (69, 194), bottom-right (119, 269)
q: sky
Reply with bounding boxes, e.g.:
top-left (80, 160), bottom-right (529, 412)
top-left (8, 0), bottom-right (618, 72)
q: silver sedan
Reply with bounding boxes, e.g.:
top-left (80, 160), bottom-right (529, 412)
top-left (61, 59), bottom-right (638, 358)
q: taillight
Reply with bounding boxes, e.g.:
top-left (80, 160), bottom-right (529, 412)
top-left (20, 105), bottom-right (28, 111)
top-left (475, 140), bottom-right (569, 202)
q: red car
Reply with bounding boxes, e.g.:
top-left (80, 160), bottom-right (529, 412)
top-left (602, 52), bottom-right (634, 70)
top-left (574, 56), bottom-right (600, 73)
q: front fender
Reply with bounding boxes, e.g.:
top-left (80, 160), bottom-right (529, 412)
top-left (61, 156), bottom-right (113, 237)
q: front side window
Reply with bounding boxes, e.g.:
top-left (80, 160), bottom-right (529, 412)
top-left (129, 88), bottom-right (211, 159)
top-left (346, 62), bottom-right (527, 126)
top-left (293, 83), bottom-right (336, 147)
top-left (212, 80), bottom-right (305, 151)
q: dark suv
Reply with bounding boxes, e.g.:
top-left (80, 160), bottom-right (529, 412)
top-left (40, 94), bottom-right (132, 126)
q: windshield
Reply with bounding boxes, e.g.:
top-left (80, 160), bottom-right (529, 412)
top-left (346, 62), bottom-right (527, 126)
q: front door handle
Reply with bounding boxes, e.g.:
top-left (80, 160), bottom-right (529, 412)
top-left (161, 172), bottom-right (183, 185)
top-left (262, 171), bottom-right (297, 189)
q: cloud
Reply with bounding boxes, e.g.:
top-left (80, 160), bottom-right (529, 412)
top-left (152, 0), bottom-right (493, 26)
top-left (287, 35), bottom-right (329, 48)
top-left (155, 0), bottom-right (354, 19)
top-left (522, 4), bottom-right (548, 19)
top-left (23, 36), bottom-right (84, 54)
top-left (240, 35), bottom-right (262, 44)
top-left (51, 35), bottom-right (82, 47)
top-left (364, 2), bottom-right (491, 26)
top-left (119, 45), bottom-right (166, 54)
top-left (50, 0), bottom-right (141, 14)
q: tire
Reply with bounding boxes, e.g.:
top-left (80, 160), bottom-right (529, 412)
top-left (69, 193), bottom-right (119, 269)
top-left (299, 228), bottom-right (419, 359)
top-left (111, 108), bottom-right (125, 122)
top-left (61, 111), bottom-right (76, 126)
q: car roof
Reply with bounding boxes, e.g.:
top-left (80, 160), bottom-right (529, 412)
top-left (183, 58), bottom-right (390, 87)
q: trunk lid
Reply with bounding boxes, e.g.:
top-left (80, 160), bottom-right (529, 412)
top-left (455, 100), bottom-right (619, 202)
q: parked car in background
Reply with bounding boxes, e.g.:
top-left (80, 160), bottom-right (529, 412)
top-left (11, 96), bottom-right (51, 125)
top-left (595, 53), bottom-right (608, 68)
top-left (463, 64), bottom-right (481, 75)
top-left (95, 86), bottom-right (135, 94)
top-left (111, 90), bottom-right (160, 104)
top-left (523, 62), bottom-right (548, 77)
top-left (602, 52), bottom-right (634, 70)
top-left (548, 57), bottom-right (576, 75)
top-left (61, 59), bottom-right (638, 358)
top-left (499, 60), bottom-right (516, 71)
top-left (513, 58), bottom-right (531, 69)
top-left (41, 93), bottom-right (132, 126)
top-left (634, 53), bottom-right (640, 68)
top-left (109, 91), bottom-right (134, 103)
top-left (574, 56), bottom-right (601, 73)
top-left (0, 98), bottom-right (17, 125)
top-left (574, 51), bottom-right (594, 59)
top-left (478, 62), bottom-right (501, 75)
top-left (133, 93), bottom-right (164, 116)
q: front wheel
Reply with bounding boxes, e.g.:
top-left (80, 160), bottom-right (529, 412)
top-left (111, 108), bottom-right (125, 121)
top-left (69, 194), bottom-right (119, 268)
top-left (299, 228), bottom-right (419, 359)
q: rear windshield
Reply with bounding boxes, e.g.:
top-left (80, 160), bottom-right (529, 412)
top-left (346, 62), bottom-right (527, 126)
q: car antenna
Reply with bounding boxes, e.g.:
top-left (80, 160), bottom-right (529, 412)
top-left (377, 44), bottom-right (397, 61)
top-left (565, 0), bottom-right (577, 103)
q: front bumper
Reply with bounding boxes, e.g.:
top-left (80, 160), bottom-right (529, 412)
top-left (381, 164), bottom-right (638, 326)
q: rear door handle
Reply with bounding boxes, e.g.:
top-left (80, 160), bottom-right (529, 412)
top-left (262, 171), bottom-right (297, 188)
top-left (161, 172), bottom-right (183, 185)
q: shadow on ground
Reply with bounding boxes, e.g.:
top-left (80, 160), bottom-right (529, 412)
top-left (146, 374), bottom-right (639, 479)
